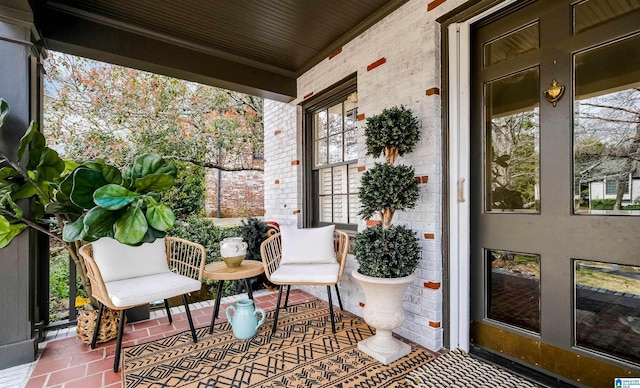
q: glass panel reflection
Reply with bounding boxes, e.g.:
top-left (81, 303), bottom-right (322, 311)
top-left (484, 22), bottom-right (539, 67)
top-left (328, 103), bottom-right (343, 135)
top-left (485, 68), bottom-right (540, 213)
top-left (574, 0), bottom-right (640, 35)
top-left (487, 249), bottom-right (540, 333)
top-left (574, 34), bottom-right (640, 215)
top-left (575, 260), bottom-right (640, 364)
top-left (315, 139), bottom-right (327, 167)
top-left (315, 111), bottom-right (327, 139)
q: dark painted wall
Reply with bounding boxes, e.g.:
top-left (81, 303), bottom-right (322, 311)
top-left (0, 13), bottom-right (42, 369)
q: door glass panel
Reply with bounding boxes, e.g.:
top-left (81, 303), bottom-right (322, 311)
top-left (487, 249), bottom-right (540, 333)
top-left (484, 22), bottom-right (539, 67)
top-left (573, 34), bottom-right (640, 215)
top-left (574, 0), bottom-right (640, 35)
top-left (485, 68), bottom-right (540, 213)
top-left (575, 260), bottom-right (640, 364)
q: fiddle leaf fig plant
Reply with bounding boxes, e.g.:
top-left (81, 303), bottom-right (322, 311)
top-left (354, 105), bottom-right (422, 278)
top-left (0, 97), bottom-right (177, 299)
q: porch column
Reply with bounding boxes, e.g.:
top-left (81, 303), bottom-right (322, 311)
top-left (0, 0), bottom-right (45, 370)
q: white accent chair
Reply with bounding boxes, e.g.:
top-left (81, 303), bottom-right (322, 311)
top-left (78, 237), bottom-right (205, 372)
top-left (260, 225), bottom-right (349, 333)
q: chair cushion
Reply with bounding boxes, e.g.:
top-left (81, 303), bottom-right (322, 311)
top-left (104, 272), bottom-right (201, 308)
top-left (279, 225), bottom-right (337, 265)
top-left (92, 238), bottom-right (169, 282)
top-left (270, 263), bottom-right (340, 284)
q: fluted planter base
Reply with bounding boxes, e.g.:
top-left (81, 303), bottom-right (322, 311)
top-left (352, 269), bottom-right (416, 365)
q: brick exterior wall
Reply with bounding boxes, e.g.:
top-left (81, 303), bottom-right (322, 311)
top-left (204, 167), bottom-right (265, 218)
top-left (263, 0), bottom-right (467, 352)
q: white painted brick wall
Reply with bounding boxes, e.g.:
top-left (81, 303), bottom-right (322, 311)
top-left (263, 0), bottom-right (468, 352)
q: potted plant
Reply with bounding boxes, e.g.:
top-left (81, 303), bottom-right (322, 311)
top-left (0, 98), bottom-right (177, 341)
top-left (352, 105), bottom-right (421, 365)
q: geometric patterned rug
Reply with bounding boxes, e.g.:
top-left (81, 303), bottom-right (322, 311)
top-left (123, 300), bottom-right (435, 387)
top-left (405, 349), bottom-right (540, 388)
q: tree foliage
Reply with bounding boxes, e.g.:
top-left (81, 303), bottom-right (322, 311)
top-left (0, 98), bottom-right (178, 300)
top-left (44, 52), bottom-right (263, 172)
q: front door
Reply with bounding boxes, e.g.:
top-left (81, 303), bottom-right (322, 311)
top-left (470, 0), bottom-right (640, 384)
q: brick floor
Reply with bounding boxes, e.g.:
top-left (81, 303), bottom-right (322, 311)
top-left (23, 289), bottom-right (315, 388)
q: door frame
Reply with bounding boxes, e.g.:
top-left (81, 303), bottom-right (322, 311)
top-left (445, 0), bottom-right (520, 353)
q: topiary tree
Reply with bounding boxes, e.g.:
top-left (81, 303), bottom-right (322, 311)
top-left (354, 105), bottom-right (421, 278)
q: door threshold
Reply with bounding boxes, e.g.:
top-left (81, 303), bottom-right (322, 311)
top-left (469, 345), bottom-right (581, 388)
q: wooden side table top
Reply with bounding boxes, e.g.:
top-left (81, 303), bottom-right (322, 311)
top-left (203, 260), bottom-right (265, 281)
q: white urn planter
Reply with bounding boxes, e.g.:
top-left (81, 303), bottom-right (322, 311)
top-left (352, 269), bottom-right (416, 365)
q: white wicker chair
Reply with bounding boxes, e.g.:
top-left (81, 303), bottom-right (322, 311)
top-left (260, 228), bottom-right (349, 333)
top-left (78, 237), bottom-right (205, 372)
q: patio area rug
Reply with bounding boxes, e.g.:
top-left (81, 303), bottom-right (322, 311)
top-left (123, 300), bottom-right (435, 387)
top-left (405, 349), bottom-right (539, 388)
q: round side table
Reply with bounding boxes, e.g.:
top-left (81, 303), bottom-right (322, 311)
top-left (203, 260), bottom-right (265, 334)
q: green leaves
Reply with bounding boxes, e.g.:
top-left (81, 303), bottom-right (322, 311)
top-left (115, 200), bottom-right (147, 244)
top-left (358, 163), bottom-right (419, 220)
top-left (0, 99), bottom-right (8, 127)
top-left (0, 98), bottom-right (177, 250)
top-left (354, 224), bottom-right (420, 278)
top-left (0, 216), bottom-right (27, 249)
top-left (94, 184), bottom-right (139, 210)
top-left (364, 105), bottom-right (420, 160)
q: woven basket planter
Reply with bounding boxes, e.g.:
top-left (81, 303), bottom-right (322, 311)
top-left (76, 308), bottom-right (122, 345)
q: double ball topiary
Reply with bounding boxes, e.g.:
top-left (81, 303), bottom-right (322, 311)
top-left (354, 105), bottom-right (422, 278)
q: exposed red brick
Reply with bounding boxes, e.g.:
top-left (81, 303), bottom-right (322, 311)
top-left (421, 176), bottom-right (429, 184)
top-left (303, 91), bottom-right (314, 99)
top-left (427, 0), bottom-right (446, 11)
top-left (329, 47), bottom-right (343, 59)
top-left (425, 87), bottom-right (440, 96)
top-left (357, 166), bottom-right (366, 172)
top-left (293, 209), bottom-right (301, 215)
top-left (274, 130), bottom-right (282, 135)
top-left (359, 302), bottom-right (366, 308)
top-left (291, 160), bottom-right (300, 166)
top-left (367, 57), bottom-right (386, 71)
top-left (415, 177), bottom-right (422, 183)
top-left (357, 113), bottom-right (365, 121)
top-left (424, 281), bottom-right (441, 290)
top-left (429, 321), bottom-right (441, 328)
top-left (274, 180), bottom-right (280, 184)
top-left (366, 220), bottom-right (381, 227)
top-left (424, 233), bottom-right (435, 239)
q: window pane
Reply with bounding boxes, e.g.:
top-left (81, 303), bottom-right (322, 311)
top-left (484, 22), bottom-right (539, 67)
top-left (319, 196), bottom-right (332, 222)
top-left (348, 194), bottom-right (360, 224)
top-left (574, 0), bottom-right (640, 35)
top-left (345, 106), bottom-right (357, 130)
top-left (319, 168), bottom-right (332, 195)
top-left (487, 249), bottom-right (540, 333)
top-left (348, 164), bottom-right (360, 192)
top-left (333, 195), bottom-right (348, 224)
top-left (345, 129), bottom-right (357, 161)
top-left (574, 34), bottom-right (640, 215)
top-left (315, 111), bottom-right (327, 139)
top-left (333, 165), bottom-right (346, 194)
top-left (328, 103), bottom-right (343, 135)
top-left (485, 68), bottom-right (540, 213)
top-left (575, 260), bottom-right (640, 365)
top-left (315, 139), bottom-right (327, 167)
top-left (328, 134), bottom-right (343, 164)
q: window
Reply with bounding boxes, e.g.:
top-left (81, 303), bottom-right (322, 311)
top-left (605, 179), bottom-right (629, 196)
top-left (304, 76), bottom-right (359, 230)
